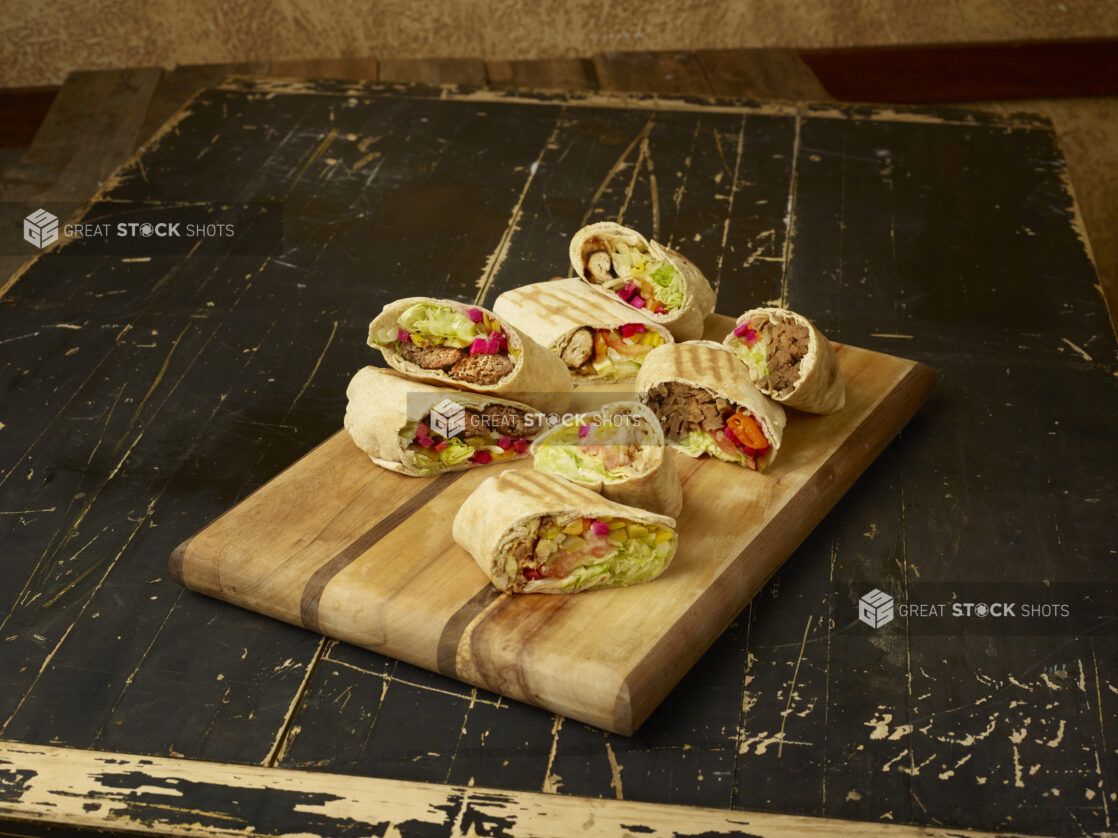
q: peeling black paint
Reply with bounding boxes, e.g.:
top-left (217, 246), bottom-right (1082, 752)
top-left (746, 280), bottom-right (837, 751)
top-left (621, 826), bottom-right (656, 834)
top-left (459, 801), bottom-right (518, 838)
top-left (90, 771), bottom-right (392, 836)
top-left (0, 768), bottom-right (36, 803)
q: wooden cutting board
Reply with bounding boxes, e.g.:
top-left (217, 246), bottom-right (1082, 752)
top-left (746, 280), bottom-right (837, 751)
top-left (171, 316), bottom-right (933, 734)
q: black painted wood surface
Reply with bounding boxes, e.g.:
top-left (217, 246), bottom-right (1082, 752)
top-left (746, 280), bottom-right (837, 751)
top-left (0, 79), bottom-right (1113, 836)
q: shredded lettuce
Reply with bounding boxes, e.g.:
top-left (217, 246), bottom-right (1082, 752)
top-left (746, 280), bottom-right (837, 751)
top-left (405, 430), bottom-right (475, 474)
top-left (649, 264), bottom-right (685, 309)
top-left (610, 241), bottom-right (649, 278)
top-left (559, 530), bottom-right (675, 592)
top-left (676, 429), bottom-right (745, 465)
top-left (730, 331), bottom-right (772, 381)
top-left (533, 444), bottom-right (631, 484)
top-left (589, 352), bottom-right (646, 380)
top-left (395, 302), bottom-right (484, 348)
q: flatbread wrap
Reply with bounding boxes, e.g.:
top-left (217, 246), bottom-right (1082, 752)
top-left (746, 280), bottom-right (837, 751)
top-left (345, 367), bottom-right (545, 476)
top-left (530, 401), bottom-right (683, 518)
top-left (453, 469), bottom-right (678, 594)
top-left (636, 341), bottom-right (786, 472)
top-left (367, 297), bottom-right (572, 413)
top-left (569, 222), bottom-right (716, 341)
top-left (492, 278), bottom-right (673, 382)
top-left (722, 307), bottom-right (845, 414)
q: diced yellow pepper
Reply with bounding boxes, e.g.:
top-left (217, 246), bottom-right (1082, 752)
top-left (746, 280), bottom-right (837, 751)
top-left (626, 523), bottom-right (650, 540)
top-left (655, 529), bottom-right (673, 543)
top-left (562, 520), bottom-right (585, 535)
top-left (542, 525), bottom-right (561, 540)
top-left (608, 519), bottom-right (627, 530)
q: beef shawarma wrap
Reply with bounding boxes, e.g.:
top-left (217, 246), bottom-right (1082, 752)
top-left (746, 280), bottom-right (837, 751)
top-left (345, 367), bottom-right (545, 476)
top-left (636, 341), bottom-right (786, 472)
top-left (367, 297), bottom-right (572, 413)
top-left (492, 278), bottom-right (673, 382)
top-left (530, 401), bottom-right (683, 518)
top-left (569, 222), bottom-right (716, 341)
top-left (722, 307), bottom-right (845, 414)
top-left (453, 469), bottom-right (678, 594)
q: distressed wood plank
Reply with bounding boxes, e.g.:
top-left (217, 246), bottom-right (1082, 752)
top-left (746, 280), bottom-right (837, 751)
top-left (378, 57), bottom-right (486, 86)
top-left (0, 67), bottom-right (162, 299)
top-left (593, 51), bottom-right (714, 96)
top-left (266, 58), bottom-right (378, 81)
top-left (0, 77), bottom-right (1111, 836)
top-left (134, 62), bottom-right (269, 150)
top-left (697, 48), bottom-right (832, 100)
top-left (0, 742), bottom-right (1049, 837)
top-left (486, 57), bottom-right (598, 90)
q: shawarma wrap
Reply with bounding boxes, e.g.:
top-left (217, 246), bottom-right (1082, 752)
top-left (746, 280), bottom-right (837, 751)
top-left (530, 401), bottom-right (683, 518)
top-left (722, 307), bottom-right (845, 414)
top-left (344, 367), bottom-right (545, 476)
top-left (636, 341), bottom-right (787, 472)
top-left (367, 297), bottom-right (572, 414)
top-left (453, 469), bottom-right (678, 594)
top-left (492, 278), bottom-right (673, 382)
top-left (569, 222), bottom-right (716, 341)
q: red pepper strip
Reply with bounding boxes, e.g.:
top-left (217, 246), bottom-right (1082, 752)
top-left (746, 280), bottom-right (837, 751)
top-left (727, 412), bottom-right (769, 450)
top-left (524, 568), bottom-right (543, 580)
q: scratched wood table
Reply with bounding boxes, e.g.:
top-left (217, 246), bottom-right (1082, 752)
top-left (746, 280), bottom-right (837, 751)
top-left (0, 77), bottom-right (1114, 838)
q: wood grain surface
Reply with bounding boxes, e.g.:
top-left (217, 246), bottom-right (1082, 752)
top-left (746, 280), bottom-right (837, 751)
top-left (0, 77), bottom-right (1112, 837)
top-left (171, 322), bottom-right (933, 733)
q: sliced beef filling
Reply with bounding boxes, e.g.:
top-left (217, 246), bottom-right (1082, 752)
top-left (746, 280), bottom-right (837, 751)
top-left (449, 352), bottom-right (515, 386)
top-left (398, 341), bottom-right (465, 370)
top-left (644, 382), bottom-right (731, 440)
top-left (559, 328), bottom-right (594, 369)
top-left (762, 320), bottom-right (810, 395)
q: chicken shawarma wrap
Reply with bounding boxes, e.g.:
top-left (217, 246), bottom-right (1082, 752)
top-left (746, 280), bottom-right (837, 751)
top-left (492, 278), bottom-right (673, 383)
top-left (569, 222), bottom-right (716, 341)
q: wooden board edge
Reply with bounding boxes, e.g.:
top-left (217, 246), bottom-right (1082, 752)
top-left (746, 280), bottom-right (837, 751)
top-left (616, 359), bottom-right (936, 734)
top-left (0, 740), bottom-right (1045, 838)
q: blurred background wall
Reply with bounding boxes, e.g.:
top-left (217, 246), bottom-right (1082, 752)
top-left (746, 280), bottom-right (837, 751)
top-left (2, 0), bottom-right (1114, 88)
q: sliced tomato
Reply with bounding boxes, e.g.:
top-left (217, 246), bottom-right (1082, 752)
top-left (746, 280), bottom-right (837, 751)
top-left (712, 429), bottom-right (742, 459)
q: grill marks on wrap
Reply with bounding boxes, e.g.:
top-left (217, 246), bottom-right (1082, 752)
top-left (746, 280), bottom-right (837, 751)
top-left (503, 281), bottom-right (625, 334)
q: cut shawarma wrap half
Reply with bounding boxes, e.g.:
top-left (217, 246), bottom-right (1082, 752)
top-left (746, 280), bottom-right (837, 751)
top-left (722, 307), bottom-right (845, 414)
top-left (492, 278), bottom-right (673, 383)
top-left (568, 222), bottom-right (716, 342)
top-left (344, 367), bottom-right (545, 477)
top-left (636, 341), bottom-right (786, 472)
top-left (529, 400), bottom-right (683, 518)
top-left (452, 469), bottom-right (678, 594)
top-left (367, 297), bottom-right (572, 414)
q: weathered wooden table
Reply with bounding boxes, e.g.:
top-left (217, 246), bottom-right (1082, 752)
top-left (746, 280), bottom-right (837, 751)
top-left (0, 76), bottom-right (1114, 837)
